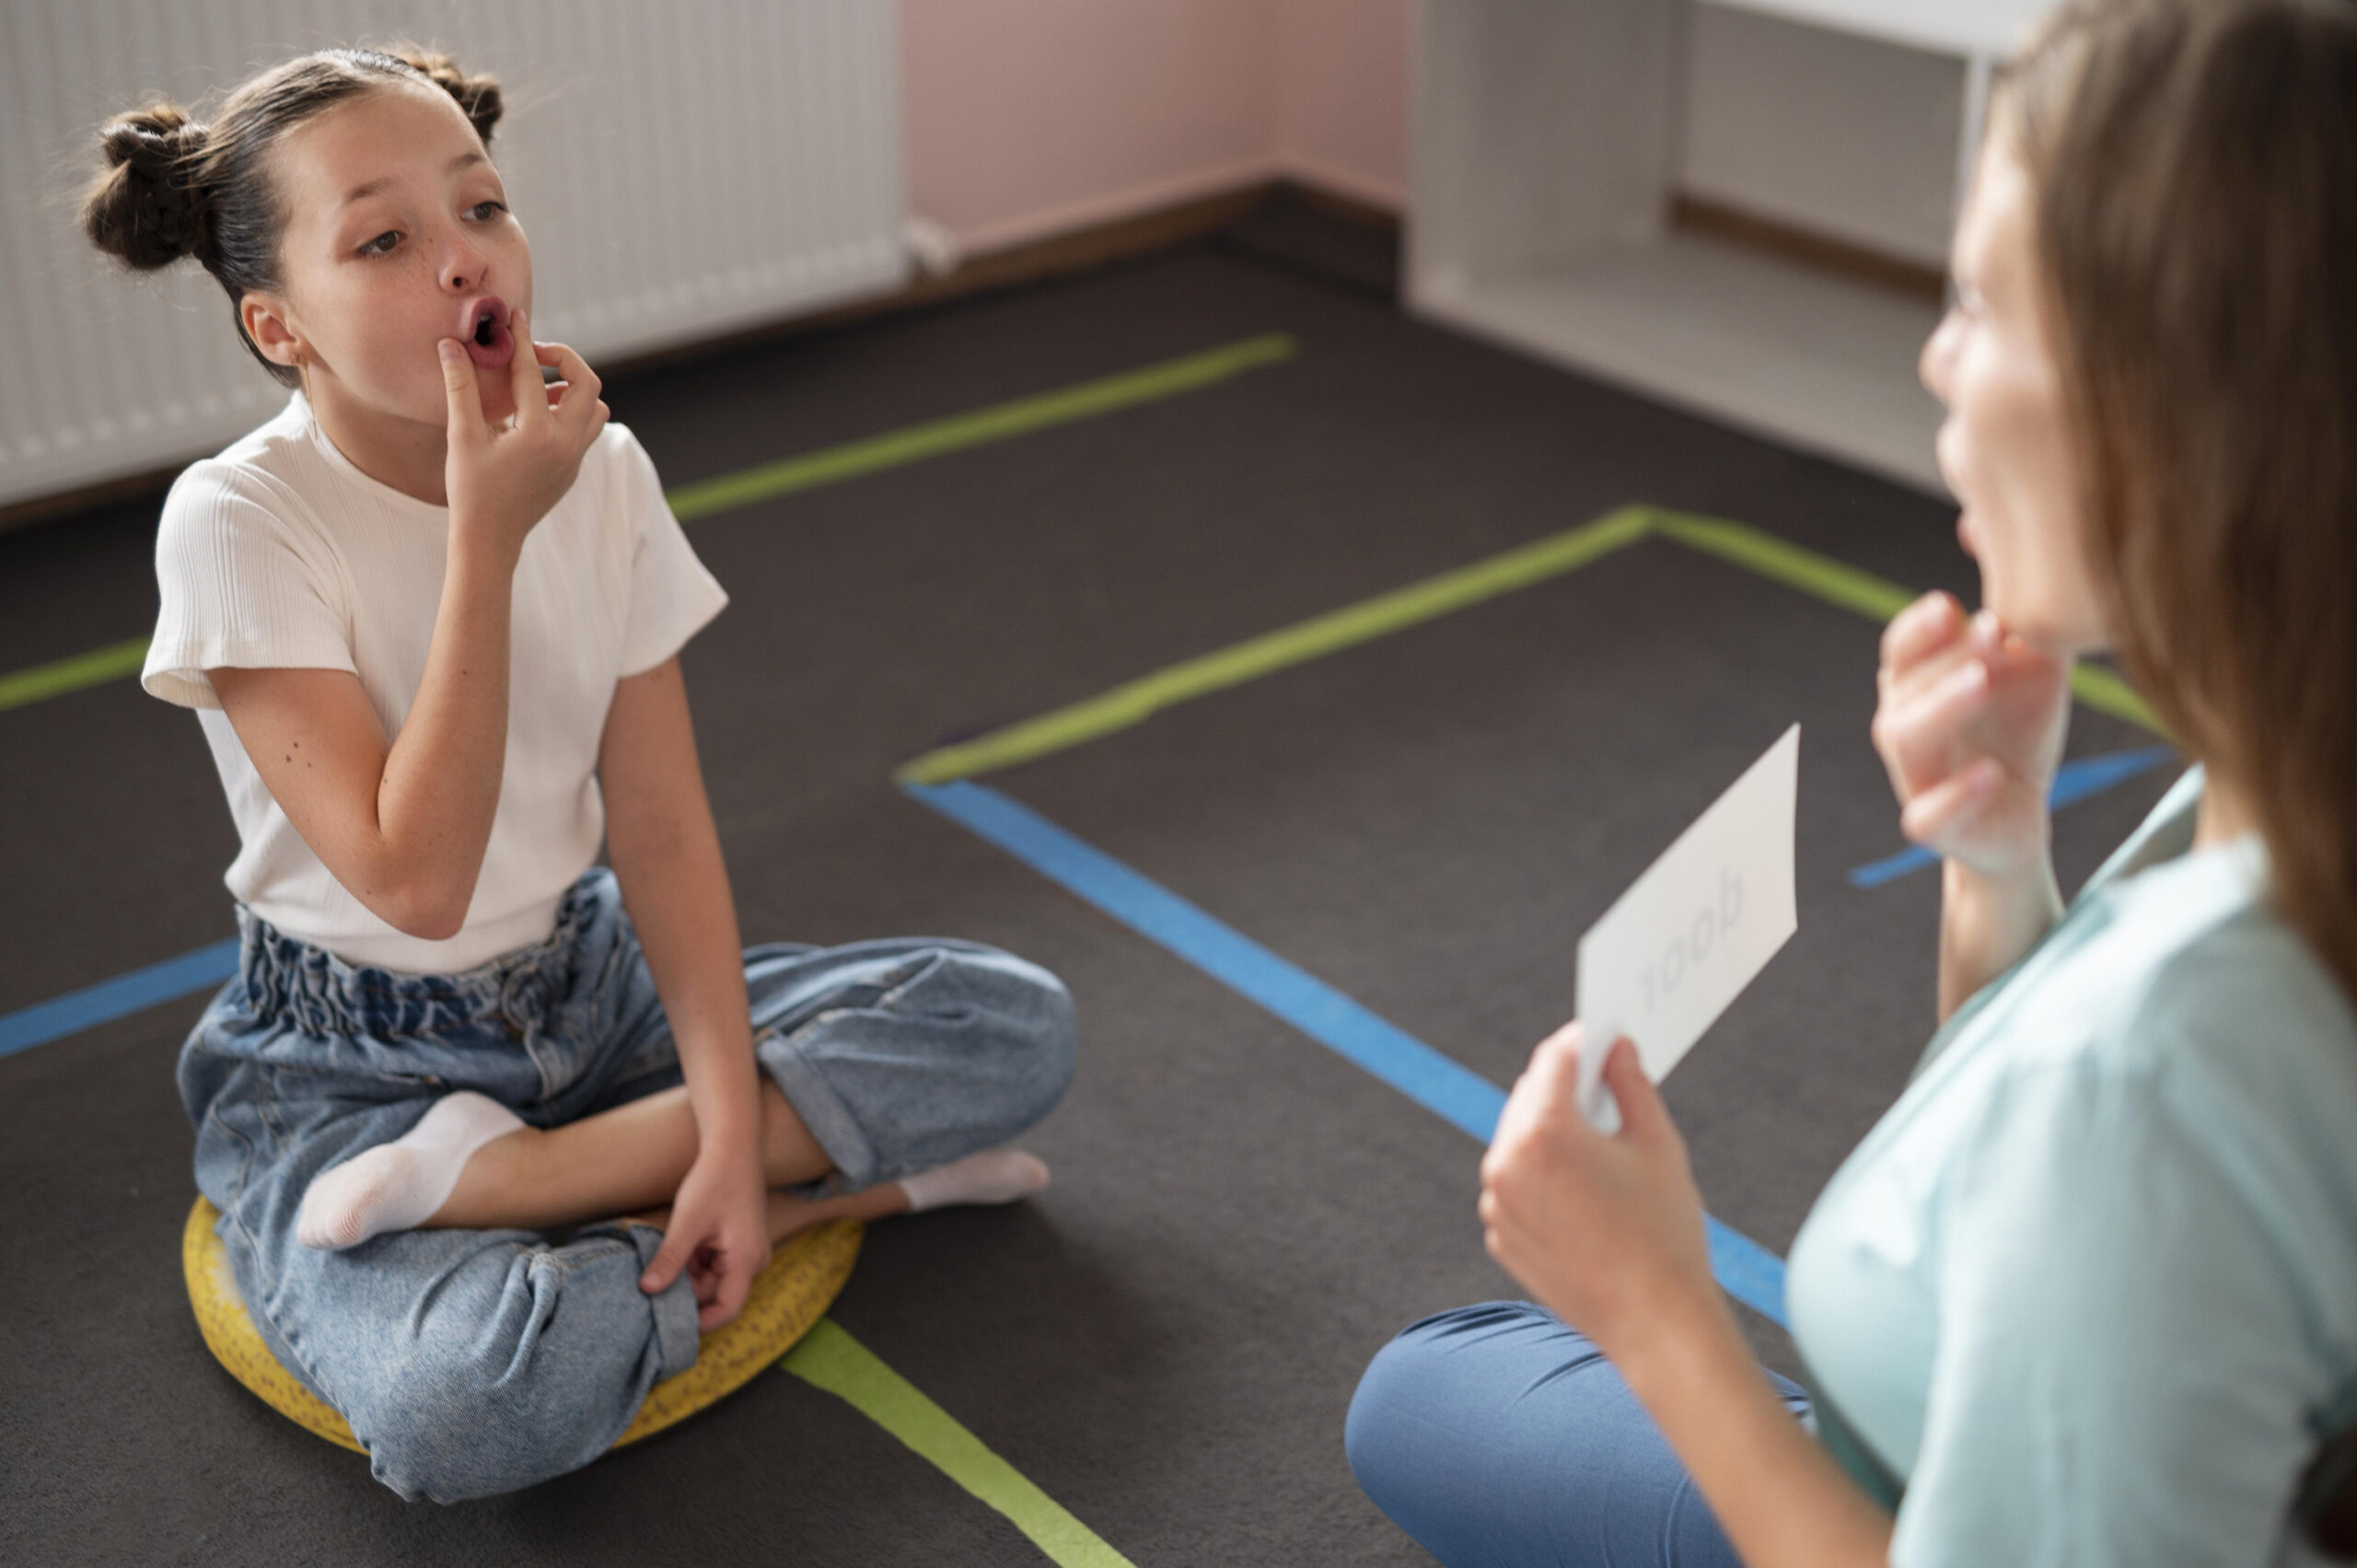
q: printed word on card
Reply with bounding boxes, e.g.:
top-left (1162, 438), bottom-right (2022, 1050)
top-left (1575, 725), bottom-right (1799, 1132)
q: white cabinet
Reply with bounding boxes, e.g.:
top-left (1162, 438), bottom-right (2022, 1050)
top-left (1409, 0), bottom-right (2054, 494)
top-left (1711, 0), bottom-right (2050, 55)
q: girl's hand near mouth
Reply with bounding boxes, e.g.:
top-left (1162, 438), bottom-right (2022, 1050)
top-left (435, 308), bottom-right (610, 564)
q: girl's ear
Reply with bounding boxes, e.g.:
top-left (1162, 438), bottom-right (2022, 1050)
top-left (240, 292), bottom-right (305, 371)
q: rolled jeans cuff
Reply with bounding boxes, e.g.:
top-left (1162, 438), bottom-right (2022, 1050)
top-left (623, 1222), bottom-right (703, 1380)
top-left (757, 1033), bottom-right (884, 1190)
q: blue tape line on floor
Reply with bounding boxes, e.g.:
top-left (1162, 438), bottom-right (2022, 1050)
top-left (1849, 747), bottom-right (2177, 889)
top-left (0, 937), bottom-right (238, 1060)
top-left (907, 779), bottom-right (1790, 1327)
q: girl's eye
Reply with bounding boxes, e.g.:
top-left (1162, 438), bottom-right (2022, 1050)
top-left (357, 230), bottom-right (400, 257)
top-left (467, 200), bottom-right (507, 221)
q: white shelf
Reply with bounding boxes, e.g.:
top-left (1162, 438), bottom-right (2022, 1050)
top-left (1416, 232), bottom-right (1949, 495)
top-left (1704, 0), bottom-right (2053, 58)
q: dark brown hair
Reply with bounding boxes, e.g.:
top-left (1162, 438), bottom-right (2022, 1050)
top-left (81, 46), bottom-right (503, 387)
top-left (1999, 0), bottom-right (2357, 1004)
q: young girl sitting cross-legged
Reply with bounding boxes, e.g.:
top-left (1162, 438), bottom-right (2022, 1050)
top-left (83, 45), bottom-right (1074, 1503)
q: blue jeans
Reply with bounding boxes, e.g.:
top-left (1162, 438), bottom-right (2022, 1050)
top-left (180, 868), bottom-right (1075, 1503)
top-left (1346, 1303), bottom-right (1812, 1568)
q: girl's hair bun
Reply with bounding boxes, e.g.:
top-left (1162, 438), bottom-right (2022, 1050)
top-left (84, 104), bottom-right (210, 270)
top-left (389, 46), bottom-right (504, 145)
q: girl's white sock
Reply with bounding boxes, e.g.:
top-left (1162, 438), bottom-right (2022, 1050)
top-left (296, 1091), bottom-right (524, 1250)
top-left (896, 1148), bottom-right (1050, 1214)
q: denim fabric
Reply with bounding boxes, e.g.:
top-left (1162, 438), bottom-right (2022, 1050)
top-left (180, 867), bottom-right (1074, 1502)
top-left (1345, 1303), bottom-right (1811, 1568)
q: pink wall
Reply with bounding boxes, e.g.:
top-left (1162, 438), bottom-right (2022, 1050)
top-left (900, 0), bottom-right (1408, 256)
top-left (1275, 0), bottom-right (1411, 210)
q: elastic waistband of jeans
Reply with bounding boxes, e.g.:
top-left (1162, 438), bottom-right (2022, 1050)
top-left (231, 871), bottom-right (610, 1037)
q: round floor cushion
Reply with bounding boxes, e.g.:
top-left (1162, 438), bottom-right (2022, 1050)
top-left (182, 1197), bottom-right (862, 1454)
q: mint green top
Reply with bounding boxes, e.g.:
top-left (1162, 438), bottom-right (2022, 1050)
top-left (1787, 768), bottom-right (2357, 1566)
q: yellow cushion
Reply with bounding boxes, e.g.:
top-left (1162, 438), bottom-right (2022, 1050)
top-left (182, 1196), bottom-right (861, 1453)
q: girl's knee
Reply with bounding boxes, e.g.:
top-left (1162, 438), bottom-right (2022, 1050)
top-left (1016, 973), bottom-right (1076, 1121)
top-left (360, 1355), bottom-right (595, 1502)
top-left (342, 1235), bottom-right (691, 1501)
top-left (959, 948), bottom-right (1076, 1126)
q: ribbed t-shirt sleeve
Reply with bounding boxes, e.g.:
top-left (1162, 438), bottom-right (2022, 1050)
top-left (610, 427), bottom-right (727, 676)
top-left (1891, 939), bottom-right (2357, 1568)
top-left (144, 460), bottom-right (354, 710)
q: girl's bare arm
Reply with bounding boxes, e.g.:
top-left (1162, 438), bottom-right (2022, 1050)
top-left (598, 654), bottom-right (772, 1329)
top-left (213, 323), bottom-right (606, 938)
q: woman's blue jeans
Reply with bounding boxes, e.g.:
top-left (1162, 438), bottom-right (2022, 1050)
top-left (1346, 1302), bottom-right (1812, 1568)
top-left (180, 868), bottom-right (1075, 1503)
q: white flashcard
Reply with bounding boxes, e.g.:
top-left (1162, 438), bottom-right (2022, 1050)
top-left (1574, 725), bottom-right (1799, 1132)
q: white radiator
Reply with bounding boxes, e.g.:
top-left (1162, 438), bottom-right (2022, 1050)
top-left (0, 0), bottom-right (909, 510)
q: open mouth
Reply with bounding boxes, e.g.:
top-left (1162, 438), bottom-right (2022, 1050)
top-left (460, 296), bottom-right (514, 370)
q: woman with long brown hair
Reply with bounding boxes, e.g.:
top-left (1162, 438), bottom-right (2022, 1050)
top-left (1345, 0), bottom-right (2357, 1562)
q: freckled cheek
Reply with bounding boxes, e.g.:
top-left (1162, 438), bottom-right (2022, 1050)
top-left (334, 281), bottom-right (447, 406)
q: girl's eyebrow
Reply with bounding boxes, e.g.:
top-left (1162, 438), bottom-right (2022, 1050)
top-left (340, 151), bottom-right (486, 208)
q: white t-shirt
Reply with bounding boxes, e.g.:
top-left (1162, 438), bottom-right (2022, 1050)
top-left (144, 391), bottom-right (728, 974)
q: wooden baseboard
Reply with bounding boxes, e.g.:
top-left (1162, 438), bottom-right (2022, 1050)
top-left (1276, 178), bottom-right (1401, 236)
top-left (1671, 193), bottom-right (1947, 305)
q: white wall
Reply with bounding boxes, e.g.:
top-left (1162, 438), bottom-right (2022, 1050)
top-left (0, 0), bottom-right (905, 511)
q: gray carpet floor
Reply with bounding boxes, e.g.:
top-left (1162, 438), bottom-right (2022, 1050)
top-left (0, 202), bottom-right (2175, 1565)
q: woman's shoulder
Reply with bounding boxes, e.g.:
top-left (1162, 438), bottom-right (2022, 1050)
top-left (1972, 842), bottom-right (2357, 1214)
top-left (2005, 767), bottom-right (2353, 1089)
top-left (2080, 842), bottom-right (2355, 1079)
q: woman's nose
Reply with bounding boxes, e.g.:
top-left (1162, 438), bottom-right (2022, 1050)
top-left (1920, 310), bottom-right (1962, 405)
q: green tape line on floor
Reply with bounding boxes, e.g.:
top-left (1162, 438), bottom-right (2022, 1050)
top-left (783, 1318), bottom-right (1136, 1568)
top-left (896, 505), bottom-right (1656, 784)
top-left (1649, 507), bottom-right (2164, 736)
top-left (1648, 508), bottom-right (1918, 622)
top-left (899, 503), bottom-right (2162, 784)
top-left (2062, 663), bottom-right (2163, 736)
top-left (0, 635), bottom-right (149, 714)
top-left (0, 335), bottom-right (1299, 715)
top-left (667, 332), bottom-right (1297, 522)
